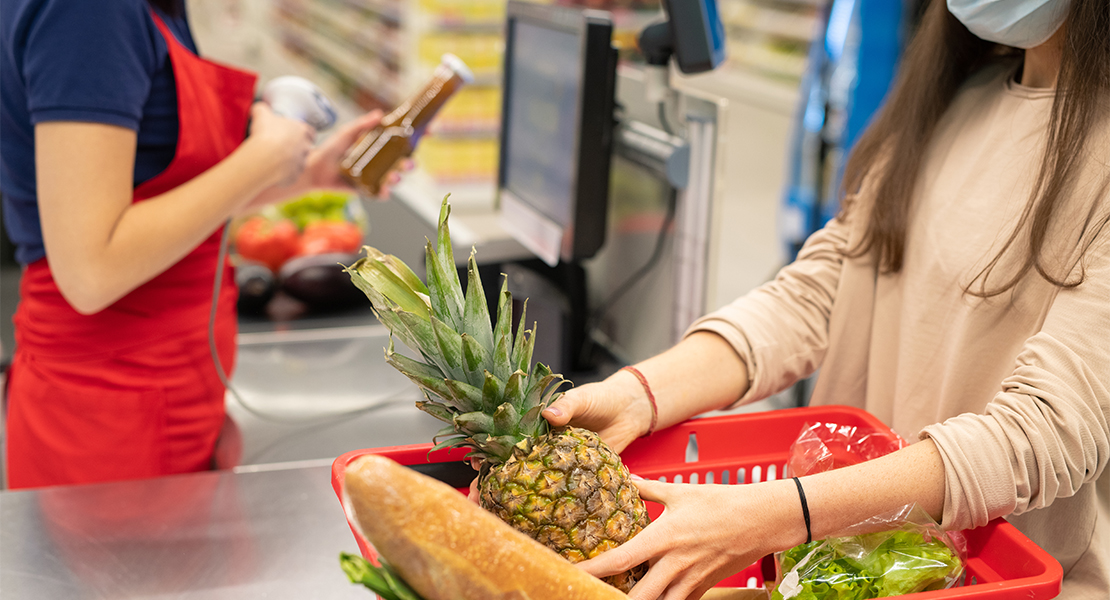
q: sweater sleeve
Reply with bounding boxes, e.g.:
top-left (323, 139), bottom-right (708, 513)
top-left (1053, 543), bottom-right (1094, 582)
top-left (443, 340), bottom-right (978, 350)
top-left (683, 204), bottom-right (855, 407)
top-left (920, 232), bottom-right (1110, 531)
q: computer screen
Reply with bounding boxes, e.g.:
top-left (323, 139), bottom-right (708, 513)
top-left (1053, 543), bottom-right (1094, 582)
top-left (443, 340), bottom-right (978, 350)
top-left (498, 1), bottom-right (616, 267)
top-left (502, 21), bottom-right (583, 228)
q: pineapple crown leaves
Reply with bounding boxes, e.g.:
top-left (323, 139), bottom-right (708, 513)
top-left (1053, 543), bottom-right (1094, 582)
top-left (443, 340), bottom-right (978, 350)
top-left (346, 195), bottom-right (568, 464)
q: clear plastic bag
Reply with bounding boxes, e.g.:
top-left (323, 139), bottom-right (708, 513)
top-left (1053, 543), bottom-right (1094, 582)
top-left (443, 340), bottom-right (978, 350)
top-left (771, 423), bottom-right (967, 600)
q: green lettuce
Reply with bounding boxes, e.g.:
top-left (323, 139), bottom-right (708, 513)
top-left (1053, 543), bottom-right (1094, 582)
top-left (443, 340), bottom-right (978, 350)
top-left (771, 529), bottom-right (962, 600)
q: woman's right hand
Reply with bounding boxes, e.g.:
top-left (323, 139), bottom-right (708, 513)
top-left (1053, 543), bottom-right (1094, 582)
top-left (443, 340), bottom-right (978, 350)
top-left (543, 370), bottom-right (654, 454)
top-left (246, 102), bottom-right (316, 187)
top-left (467, 370), bottom-right (650, 502)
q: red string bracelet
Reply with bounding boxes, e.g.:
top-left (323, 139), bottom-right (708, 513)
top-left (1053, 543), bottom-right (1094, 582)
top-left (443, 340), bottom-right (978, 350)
top-left (620, 366), bottom-right (658, 436)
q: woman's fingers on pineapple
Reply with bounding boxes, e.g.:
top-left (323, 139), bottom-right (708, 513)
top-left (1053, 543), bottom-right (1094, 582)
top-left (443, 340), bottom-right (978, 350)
top-left (576, 479), bottom-right (672, 576)
top-left (543, 381), bottom-right (641, 452)
top-left (577, 531), bottom-right (652, 579)
top-left (630, 558), bottom-right (725, 600)
top-left (611, 479), bottom-right (765, 600)
top-left (466, 457), bottom-right (481, 503)
top-left (467, 476), bottom-right (480, 503)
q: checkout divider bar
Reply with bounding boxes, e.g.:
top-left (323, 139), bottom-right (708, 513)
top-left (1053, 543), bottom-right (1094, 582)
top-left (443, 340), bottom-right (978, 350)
top-left (237, 324), bottom-right (390, 346)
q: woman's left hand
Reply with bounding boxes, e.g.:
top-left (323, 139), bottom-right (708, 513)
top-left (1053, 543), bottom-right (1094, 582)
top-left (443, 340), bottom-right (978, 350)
top-left (579, 477), bottom-right (802, 600)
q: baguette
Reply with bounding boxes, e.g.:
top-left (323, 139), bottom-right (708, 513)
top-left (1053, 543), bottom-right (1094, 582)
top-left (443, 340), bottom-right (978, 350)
top-left (344, 454), bottom-right (629, 600)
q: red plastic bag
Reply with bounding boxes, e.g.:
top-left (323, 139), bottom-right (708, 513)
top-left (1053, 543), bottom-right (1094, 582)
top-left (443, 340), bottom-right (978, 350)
top-left (786, 421), bottom-right (907, 478)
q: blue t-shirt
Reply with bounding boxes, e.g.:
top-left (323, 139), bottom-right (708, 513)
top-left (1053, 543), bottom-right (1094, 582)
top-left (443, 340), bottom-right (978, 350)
top-left (0, 0), bottom-right (198, 265)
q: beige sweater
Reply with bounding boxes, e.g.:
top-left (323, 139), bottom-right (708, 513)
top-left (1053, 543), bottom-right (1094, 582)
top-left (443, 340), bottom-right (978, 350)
top-left (689, 63), bottom-right (1109, 598)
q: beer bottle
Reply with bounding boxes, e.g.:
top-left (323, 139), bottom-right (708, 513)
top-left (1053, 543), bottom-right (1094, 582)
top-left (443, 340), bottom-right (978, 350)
top-left (341, 54), bottom-right (474, 196)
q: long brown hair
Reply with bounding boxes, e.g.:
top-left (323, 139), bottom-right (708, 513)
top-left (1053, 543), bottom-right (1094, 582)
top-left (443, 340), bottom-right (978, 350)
top-left (842, 0), bottom-right (1110, 296)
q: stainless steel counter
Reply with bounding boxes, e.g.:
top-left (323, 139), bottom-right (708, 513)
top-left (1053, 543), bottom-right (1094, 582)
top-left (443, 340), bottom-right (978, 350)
top-left (0, 462), bottom-right (375, 599)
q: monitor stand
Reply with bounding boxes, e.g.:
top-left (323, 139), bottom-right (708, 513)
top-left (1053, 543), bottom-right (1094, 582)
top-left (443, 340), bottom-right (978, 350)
top-left (499, 259), bottom-right (590, 378)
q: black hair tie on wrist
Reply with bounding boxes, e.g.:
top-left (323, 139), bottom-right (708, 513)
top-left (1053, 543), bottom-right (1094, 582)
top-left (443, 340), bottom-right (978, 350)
top-left (793, 476), bottom-right (812, 544)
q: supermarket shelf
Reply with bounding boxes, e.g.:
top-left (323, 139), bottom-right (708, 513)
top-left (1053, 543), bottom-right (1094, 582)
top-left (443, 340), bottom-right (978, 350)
top-left (275, 8), bottom-right (404, 105)
top-left (344, 0), bottom-right (405, 23)
top-left (719, 0), bottom-right (823, 84)
top-left (727, 9), bottom-right (818, 42)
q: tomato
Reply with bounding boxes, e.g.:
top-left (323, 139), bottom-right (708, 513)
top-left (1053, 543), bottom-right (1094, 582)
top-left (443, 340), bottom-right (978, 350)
top-left (234, 217), bottom-right (300, 272)
top-left (296, 220), bottom-right (364, 256)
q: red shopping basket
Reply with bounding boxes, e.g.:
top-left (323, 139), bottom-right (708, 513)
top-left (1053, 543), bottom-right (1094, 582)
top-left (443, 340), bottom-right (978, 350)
top-left (332, 405), bottom-right (1062, 599)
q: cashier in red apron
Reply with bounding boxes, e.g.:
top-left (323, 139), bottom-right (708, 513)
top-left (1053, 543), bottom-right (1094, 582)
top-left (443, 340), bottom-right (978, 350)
top-left (0, 0), bottom-right (385, 489)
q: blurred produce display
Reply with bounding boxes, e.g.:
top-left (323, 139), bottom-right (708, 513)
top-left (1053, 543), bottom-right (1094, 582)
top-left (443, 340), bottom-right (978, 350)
top-left (233, 191), bottom-right (368, 316)
top-left (719, 0), bottom-right (826, 82)
top-left (235, 215), bottom-right (301, 272)
top-left (277, 190), bottom-right (366, 232)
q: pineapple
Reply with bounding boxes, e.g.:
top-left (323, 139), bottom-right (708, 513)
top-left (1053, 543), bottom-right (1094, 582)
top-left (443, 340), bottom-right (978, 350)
top-left (345, 196), bottom-right (649, 592)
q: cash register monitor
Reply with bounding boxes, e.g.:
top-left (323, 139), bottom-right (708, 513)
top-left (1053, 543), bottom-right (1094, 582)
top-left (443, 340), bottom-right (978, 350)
top-left (498, 1), bottom-right (617, 267)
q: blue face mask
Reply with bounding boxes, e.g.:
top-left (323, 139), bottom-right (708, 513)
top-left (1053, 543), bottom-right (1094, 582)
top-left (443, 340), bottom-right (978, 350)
top-left (946, 0), bottom-right (1070, 49)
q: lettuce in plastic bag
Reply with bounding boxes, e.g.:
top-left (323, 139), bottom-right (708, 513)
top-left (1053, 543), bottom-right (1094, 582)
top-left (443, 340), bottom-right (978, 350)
top-left (771, 527), bottom-right (963, 600)
top-left (774, 423), bottom-right (966, 599)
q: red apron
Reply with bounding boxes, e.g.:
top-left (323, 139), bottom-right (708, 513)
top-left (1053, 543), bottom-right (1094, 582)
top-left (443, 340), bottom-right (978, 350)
top-left (6, 13), bottom-right (258, 489)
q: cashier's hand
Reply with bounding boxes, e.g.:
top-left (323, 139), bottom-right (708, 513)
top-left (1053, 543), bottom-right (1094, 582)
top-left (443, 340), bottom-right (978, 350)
top-left (247, 102), bottom-right (316, 188)
top-left (303, 109), bottom-right (413, 199)
top-left (578, 478), bottom-right (796, 600)
top-left (543, 371), bottom-right (655, 454)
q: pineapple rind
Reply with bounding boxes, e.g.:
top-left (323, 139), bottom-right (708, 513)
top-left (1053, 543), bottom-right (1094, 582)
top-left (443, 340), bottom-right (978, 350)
top-left (479, 427), bottom-right (649, 594)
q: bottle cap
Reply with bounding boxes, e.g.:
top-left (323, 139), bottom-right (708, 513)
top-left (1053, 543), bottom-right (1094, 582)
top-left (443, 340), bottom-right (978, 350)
top-left (440, 53), bottom-right (475, 85)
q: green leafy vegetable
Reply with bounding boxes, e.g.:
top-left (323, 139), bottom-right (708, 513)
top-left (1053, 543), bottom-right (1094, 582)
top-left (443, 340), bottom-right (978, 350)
top-left (340, 552), bottom-right (426, 600)
top-left (771, 529), bottom-right (963, 600)
top-left (279, 191), bottom-right (355, 229)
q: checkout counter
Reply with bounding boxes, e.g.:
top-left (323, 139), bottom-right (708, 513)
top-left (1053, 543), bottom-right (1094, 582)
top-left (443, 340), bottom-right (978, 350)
top-left (1, 460), bottom-right (373, 599)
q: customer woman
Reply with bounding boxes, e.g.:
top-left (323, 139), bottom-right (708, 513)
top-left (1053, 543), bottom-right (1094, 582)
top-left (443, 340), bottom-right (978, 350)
top-left (543, 0), bottom-right (1109, 598)
top-left (1, 0), bottom-right (391, 488)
